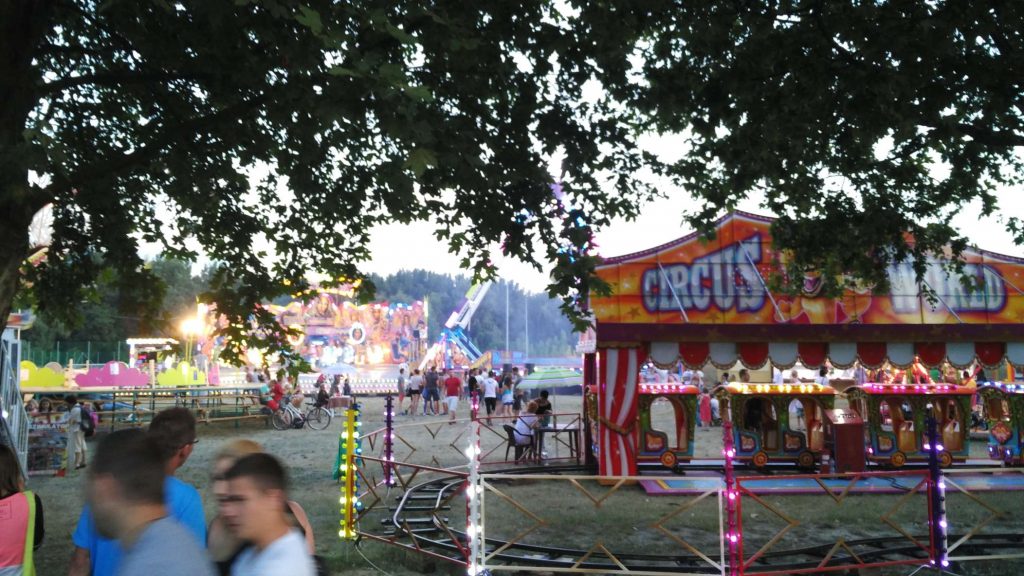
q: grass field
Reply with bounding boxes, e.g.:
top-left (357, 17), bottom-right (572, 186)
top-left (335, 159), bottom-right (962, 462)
top-left (25, 393), bottom-right (1024, 575)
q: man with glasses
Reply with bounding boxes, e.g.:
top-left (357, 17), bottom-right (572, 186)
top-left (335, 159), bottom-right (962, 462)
top-left (69, 408), bottom-right (206, 576)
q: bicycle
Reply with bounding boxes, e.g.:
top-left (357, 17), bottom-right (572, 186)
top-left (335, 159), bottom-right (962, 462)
top-left (271, 396), bottom-right (332, 431)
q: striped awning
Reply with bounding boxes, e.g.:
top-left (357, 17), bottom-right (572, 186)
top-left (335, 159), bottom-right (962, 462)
top-left (646, 340), bottom-right (1023, 369)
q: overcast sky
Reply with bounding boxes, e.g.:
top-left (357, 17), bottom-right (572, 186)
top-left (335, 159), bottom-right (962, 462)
top-left (363, 186), bottom-right (1023, 294)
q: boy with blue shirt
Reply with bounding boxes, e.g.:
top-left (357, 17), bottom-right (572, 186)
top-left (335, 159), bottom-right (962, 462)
top-left (85, 429), bottom-right (213, 576)
top-left (69, 408), bottom-right (206, 576)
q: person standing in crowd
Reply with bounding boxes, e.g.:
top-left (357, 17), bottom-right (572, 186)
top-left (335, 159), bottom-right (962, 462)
top-left (854, 361), bottom-right (868, 386)
top-left (423, 366), bottom-right (440, 416)
top-left (65, 395), bottom-right (87, 470)
top-left (70, 407), bottom-right (206, 576)
top-left (719, 372), bottom-right (730, 387)
top-left (207, 441), bottom-right (316, 576)
top-left (466, 369), bottom-right (479, 398)
top-left (499, 376), bottom-right (515, 417)
top-left (698, 388), bottom-right (712, 429)
top-left (220, 453), bottom-right (315, 575)
top-left (739, 369), bottom-right (751, 383)
top-left (443, 369), bottom-right (463, 424)
top-left (1, 444), bottom-right (44, 575)
top-left (482, 371), bottom-right (499, 424)
top-left (710, 393), bottom-right (720, 426)
top-left (772, 368), bottom-right (784, 385)
top-left (511, 367), bottom-right (523, 392)
top-left (396, 368), bottom-right (407, 415)
top-left (85, 429), bottom-right (214, 576)
top-left (687, 369), bottom-right (704, 389)
top-left (816, 366), bottom-right (830, 387)
top-left (406, 369), bottom-right (423, 417)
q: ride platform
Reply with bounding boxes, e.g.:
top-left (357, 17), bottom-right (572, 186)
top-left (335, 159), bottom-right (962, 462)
top-left (641, 469), bottom-right (1024, 495)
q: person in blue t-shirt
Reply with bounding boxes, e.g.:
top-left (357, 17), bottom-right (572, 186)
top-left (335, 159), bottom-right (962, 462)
top-left (69, 408), bottom-right (206, 576)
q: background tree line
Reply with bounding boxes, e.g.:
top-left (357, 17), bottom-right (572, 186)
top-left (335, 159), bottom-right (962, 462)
top-left (19, 261), bottom-right (575, 365)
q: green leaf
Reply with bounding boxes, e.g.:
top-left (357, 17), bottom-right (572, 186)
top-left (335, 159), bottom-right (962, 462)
top-left (403, 84), bottom-right (433, 102)
top-left (404, 148), bottom-right (437, 177)
top-left (327, 66), bottom-right (361, 77)
top-left (295, 6), bottom-right (323, 35)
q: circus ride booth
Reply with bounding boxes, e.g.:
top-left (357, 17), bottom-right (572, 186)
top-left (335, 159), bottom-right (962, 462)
top-left (583, 211), bottom-right (1024, 477)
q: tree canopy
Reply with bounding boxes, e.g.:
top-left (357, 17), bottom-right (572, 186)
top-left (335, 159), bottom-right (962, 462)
top-left (2, 0), bottom-right (644, 363)
top-left (2, 1), bottom-right (1022, 365)
top-left (577, 1), bottom-right (1023, 293)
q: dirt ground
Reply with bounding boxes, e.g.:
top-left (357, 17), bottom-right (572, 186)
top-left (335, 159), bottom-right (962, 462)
top-left (25, 393), bottom-right (1020, 575)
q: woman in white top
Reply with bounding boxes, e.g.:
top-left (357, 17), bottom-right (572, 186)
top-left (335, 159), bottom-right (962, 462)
top-left (513, 401), bottom-right (540, 446)
top-left (407, 369), bottom-right (424, 417)
top-left (815, 366), bottom-right (830, 387)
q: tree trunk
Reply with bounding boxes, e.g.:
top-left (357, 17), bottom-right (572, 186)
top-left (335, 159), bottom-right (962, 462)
top-left (0, 208), bottom-right (32, 335)
top-left (0, 1), bottom-right (55, 334)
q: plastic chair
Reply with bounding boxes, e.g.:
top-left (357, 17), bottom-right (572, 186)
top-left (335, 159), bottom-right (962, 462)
top-left (503, 424), bottom-right (534, 462)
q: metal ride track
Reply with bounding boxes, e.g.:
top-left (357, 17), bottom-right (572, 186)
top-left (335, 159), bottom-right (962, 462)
top-left (378, 464), bottom-right (1024, 574)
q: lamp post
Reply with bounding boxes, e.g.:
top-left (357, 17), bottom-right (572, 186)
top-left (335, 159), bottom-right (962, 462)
top-left (180, 317), bottom-right (203, 366)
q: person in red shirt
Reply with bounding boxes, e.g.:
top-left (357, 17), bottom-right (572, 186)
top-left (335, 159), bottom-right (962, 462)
top-left (267, 380), bottom-right (286, 412)
top-left (442, 370), bottom-right (463, 424)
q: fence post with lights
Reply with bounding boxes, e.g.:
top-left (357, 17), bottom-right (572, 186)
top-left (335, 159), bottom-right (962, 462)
top-left (338, 405), bottom-right (363, 541)
top-left (924, 413), bottom-right (949, 570)
top-left (384, 394), bottom-right (395, 487)
top-left (466, 418), bottom-right (484, 574)
top-left (723, 421), bottom-right (740, 576)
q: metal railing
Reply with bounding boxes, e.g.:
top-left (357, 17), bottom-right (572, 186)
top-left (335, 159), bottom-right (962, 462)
top-left (1, 330), bottom-right (29, 477)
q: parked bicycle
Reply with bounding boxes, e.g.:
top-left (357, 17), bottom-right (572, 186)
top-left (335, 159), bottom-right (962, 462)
top-left (271, 395), bottom-right (331, 431)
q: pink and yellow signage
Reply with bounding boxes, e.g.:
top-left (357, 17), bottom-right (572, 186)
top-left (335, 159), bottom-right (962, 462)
top-left (592, 212), bottom-right (1024, 328)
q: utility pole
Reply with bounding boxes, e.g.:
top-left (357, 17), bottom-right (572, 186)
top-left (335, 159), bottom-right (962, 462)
top-left (524, 294), bottom-right (529, 361)
top-left (505, 282), bottom-right (510, 360)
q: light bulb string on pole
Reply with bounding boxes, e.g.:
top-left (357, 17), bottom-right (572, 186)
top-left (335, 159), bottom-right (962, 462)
top-left (466, 417), bottom-right (484, 575)
top-left (723, 420), bottom-right (740, 575)
top-left (924, 413), bottom-right (949, 571)
top-left (384, 394), bottom-right (395, 488)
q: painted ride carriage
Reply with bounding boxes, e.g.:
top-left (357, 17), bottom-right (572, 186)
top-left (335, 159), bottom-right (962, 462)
top-left (846, 382), bottom-right (973, 468)
top-left (636, 381), bottom-right (700, 469)
top-left (716, 381), bottom-right (836, 469)
top-left (977, 382), bottom-right (1024, 465)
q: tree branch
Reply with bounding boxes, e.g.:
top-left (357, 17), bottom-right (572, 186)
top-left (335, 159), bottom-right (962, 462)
top-left (951, 122), bottom-right (1024, 148)
top-left (43, 70), bottom-right (217, 94)
top-left (43, 90), bottom-right (270, 195)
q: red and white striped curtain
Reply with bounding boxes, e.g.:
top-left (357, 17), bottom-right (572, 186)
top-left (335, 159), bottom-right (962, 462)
top-left (598, 347), bottom-right (646, 476)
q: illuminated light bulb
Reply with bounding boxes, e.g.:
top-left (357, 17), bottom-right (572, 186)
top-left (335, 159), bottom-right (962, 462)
top-left (936, 444), bottom-right (944, 452)
top-left (941, 560), bottom-right (950, 568)
top-left (924, 443), bottom-right (931, 450)
top-left (939, 520), bottom-right (947, 529)
top-left (729, 534), bottom-right (738, 543)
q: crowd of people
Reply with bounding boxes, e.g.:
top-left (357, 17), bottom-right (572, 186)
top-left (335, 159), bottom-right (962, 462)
top-left (395, 365), bottom-right (533, 424)
top-left (1, 406), bottom-right (320, 576)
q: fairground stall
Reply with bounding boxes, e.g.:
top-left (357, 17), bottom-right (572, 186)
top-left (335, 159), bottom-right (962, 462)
top-left (585, 211), bottom-right (1024, 477)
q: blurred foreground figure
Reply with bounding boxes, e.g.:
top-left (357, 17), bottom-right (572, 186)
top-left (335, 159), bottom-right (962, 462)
top-left (70, 407), bottom-right (206, 575)
top-left (220, 453), bottom-right (315, 576)
top-left (86, 429), bottom-right (214, 576)
top-left (0, 444), bottom-right (44, 575)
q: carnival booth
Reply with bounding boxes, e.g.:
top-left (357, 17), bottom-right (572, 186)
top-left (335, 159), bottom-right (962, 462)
top-left (585, 211), bottom-right (1024, 477)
